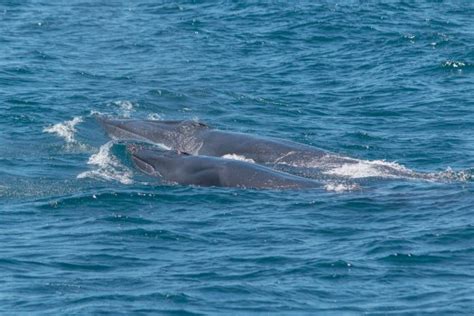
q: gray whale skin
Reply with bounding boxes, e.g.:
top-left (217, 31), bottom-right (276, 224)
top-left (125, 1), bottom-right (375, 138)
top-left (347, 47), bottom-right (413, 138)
top-left (128, 145), bottom-right (320, 189)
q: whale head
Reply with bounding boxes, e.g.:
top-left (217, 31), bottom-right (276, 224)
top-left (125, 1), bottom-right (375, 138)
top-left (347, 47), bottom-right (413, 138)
top-left (98, 117), bottom-right (208, 152)
top-left (127, 145), bottom-right (187, 180)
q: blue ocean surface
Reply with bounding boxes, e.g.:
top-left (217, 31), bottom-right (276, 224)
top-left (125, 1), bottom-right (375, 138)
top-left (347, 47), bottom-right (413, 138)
top-left (1, 1), bottom-right (473, 314)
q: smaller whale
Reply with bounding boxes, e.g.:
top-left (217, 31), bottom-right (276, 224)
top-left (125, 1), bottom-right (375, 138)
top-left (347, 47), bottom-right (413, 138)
top-left (128, 145), bottom-right (321, 189)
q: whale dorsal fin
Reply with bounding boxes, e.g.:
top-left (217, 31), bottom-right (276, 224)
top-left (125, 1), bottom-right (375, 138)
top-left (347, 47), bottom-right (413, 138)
top-left (177, 150), bottom-right (191, 156)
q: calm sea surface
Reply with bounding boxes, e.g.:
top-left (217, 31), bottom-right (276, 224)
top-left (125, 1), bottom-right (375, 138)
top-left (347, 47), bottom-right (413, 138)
top-left (1, 1), bottom-right (473, 314)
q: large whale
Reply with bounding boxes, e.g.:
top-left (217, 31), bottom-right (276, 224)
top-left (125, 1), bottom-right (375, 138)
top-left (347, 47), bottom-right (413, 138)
top-left (98, 117), bottom-right (356, 166)
top-left (98, 117), bottom-right (418, 179)
top-left (127, 145), bottom-right (321, 189)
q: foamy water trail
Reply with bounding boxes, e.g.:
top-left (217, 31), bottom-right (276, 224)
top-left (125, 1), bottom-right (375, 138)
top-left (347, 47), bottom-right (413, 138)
top-left (276, 154), bottom-right (417, 180)
top-left (77, 141), bottom-right (133, 184)
top-left (281, 153), bottom-right (471, 183)
top-left (322, 159), bottom-right (415, 179)
top-left (43, 116), bottom-right (83, 143)
top-left (322, 158), bottom-right (472, 183)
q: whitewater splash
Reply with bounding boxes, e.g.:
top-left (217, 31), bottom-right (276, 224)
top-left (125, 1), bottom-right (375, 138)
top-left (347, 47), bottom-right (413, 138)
top-left (44, 116), bottom-right (83, 143)
top-left (112, 100), bottom-right (135, 118)
top-left (77, 141), bottom-right (133, 185)
top-left (274, 153), bottom-right (417, 180)
top-left (276, 153), bottom-right (472, 183)
top-left (323, 159), bottom-right (415, 179)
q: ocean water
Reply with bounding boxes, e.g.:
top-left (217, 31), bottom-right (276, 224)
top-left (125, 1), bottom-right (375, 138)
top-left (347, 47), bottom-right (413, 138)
top-left (1, 1), bottom-right (474, 314)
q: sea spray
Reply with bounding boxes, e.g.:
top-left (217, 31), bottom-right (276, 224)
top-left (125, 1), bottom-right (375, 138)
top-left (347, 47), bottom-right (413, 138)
top-left (43, 116), bottom-right (83, 143)
top-left (77, 141), bottom-right (133, 184)
top-left (112, 100), bottom-right (136, 118)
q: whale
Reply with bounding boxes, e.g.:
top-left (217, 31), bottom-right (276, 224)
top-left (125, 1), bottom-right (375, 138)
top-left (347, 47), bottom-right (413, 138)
top-left (127, 145), bottom-right (321, 189)
top-left (97, 117), bottom-right (356, 167)
top-left (98, 117), bottom-right (419, 179)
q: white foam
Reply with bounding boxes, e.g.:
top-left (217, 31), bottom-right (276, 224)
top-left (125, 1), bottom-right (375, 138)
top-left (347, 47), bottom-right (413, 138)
top-left (86, 142), bottom-right (113, 166)
top-left (222, 154), bottom-right (255, 163)
top-left (429, 167), bottom-right (473, 182)
top-left (443, 60), bottom-right (466, 68)
top-left (90, 110), bottom-right (104, 116)
top-left (324, 182), bottom-right (360, 192)
top-left (43, 116), bottom-right (83, 143)
top-left (77, 141), bottom-right (133, 184)
top-left (147, 113), bottom-right (162, 120)
top-left (276, 153), bottom-right (415, 179)
top-left (113, 100), bottom-right (135, 117)
top-left (323, 159), bottom-right (413, 179)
